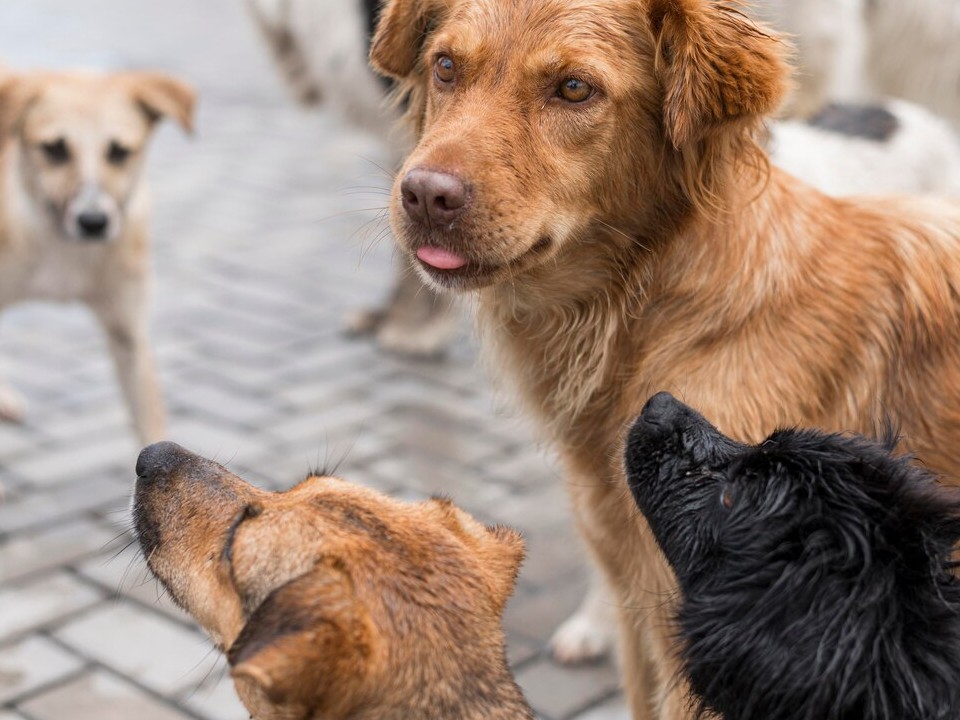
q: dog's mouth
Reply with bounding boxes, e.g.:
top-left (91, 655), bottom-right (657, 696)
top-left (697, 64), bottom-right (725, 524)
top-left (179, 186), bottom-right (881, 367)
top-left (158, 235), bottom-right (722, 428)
top-left (413, 236), bottom-right (554, 288)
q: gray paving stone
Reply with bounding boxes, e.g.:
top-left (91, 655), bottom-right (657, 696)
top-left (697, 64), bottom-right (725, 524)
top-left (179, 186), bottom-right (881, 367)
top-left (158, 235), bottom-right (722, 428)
top-left (55, 604), bottom-right (217, 697)
top-left (0, 573), bottom-right (102, 643)
top-left (570, 697), bottom-right (631, 720)
top-left (516, 659), bottom-right (622, 720)
top-left (18, 670), bottom-right (191, 720)
top-left (0, 519), bottom-right (118, 583)
top-left (0, 635), bottom-right (85, 705)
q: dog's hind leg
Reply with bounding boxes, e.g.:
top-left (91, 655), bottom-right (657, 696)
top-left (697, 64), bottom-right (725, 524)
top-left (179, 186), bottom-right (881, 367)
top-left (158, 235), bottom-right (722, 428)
top-left (549, 570), bottom-right (618, 665)
top-left (91, 294), bottom-right (167, 446)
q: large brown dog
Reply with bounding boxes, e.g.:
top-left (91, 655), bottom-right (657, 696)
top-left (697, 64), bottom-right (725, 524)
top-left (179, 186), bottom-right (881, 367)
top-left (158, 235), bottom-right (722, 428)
top-left (134, 441), bottom-right (532, 720)
top-left (0, 70), bottom-right (194, 442)
top-left (369, 0), bottom-right (960, 717)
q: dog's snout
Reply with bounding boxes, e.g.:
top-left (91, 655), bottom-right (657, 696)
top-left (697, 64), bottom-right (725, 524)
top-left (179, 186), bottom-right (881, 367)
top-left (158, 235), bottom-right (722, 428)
top-left (401, 169), bottom-right (469, 225)
top-left (640, 392), bottom-right (685, 429)
top-left (76, 210), bottom-right (110, 239)
top-left (136, 441), bottom-right (194, 480)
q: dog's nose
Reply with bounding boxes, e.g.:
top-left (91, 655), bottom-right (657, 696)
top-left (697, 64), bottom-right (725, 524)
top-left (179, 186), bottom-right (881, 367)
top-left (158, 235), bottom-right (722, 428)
top-left (401, 169), bottom-right (469, 226)
top-left (77, 210), bottom-right (109, 238)
top-left (137, 441), bottom-right (195, 479)
top-left (639, 392), bottom-right (685, 429)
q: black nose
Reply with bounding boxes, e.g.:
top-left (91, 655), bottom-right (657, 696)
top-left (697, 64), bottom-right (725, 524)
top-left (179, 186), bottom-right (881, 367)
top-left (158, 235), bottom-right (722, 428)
top-left (137, 441), bottom-right (194, 479)
top-left (639, 392), bottom-right (685, 429)
top-left (77, 210), bottom-right (109, 238)
top-left (401, 169), bottom-right (469, 226)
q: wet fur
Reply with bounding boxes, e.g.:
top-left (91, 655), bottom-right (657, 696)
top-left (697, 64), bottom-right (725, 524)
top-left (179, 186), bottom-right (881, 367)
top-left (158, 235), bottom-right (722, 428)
top-left (371, 0), bottom-right (960, 717)
top-left (625, 394), bottom-right (960, 720)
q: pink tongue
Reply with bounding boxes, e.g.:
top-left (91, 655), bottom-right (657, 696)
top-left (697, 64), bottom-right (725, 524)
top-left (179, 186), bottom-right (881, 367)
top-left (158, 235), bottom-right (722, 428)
top-left (416, 246), bottom-right (468, 270)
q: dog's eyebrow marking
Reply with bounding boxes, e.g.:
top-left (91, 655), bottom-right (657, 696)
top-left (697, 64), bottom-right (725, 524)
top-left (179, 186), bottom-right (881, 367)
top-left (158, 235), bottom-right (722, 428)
top-left (807, 103), bottom-right (900, 142)
top-left (222, 504), bottom-right (262, 564)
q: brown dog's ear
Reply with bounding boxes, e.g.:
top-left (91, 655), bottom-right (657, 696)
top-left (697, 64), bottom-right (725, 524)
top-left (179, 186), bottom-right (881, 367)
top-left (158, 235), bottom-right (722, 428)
top-left (483, 524), bottom-right (526, 612)
top-left (123, 72), bottom-right (196, 133)
top-left (370, 0), bottom-right (449, 78)
top-left (649, 0), bottom-right (788, 148)
top-left (228, 565), bottom-right (375, 713)
top-left (0, 75), bottom-right (40, 138)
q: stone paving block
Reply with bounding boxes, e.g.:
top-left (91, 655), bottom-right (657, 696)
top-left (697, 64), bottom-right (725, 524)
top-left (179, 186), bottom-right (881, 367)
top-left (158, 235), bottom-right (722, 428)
top-left (4, 434), bottom-right (135, 489)
top-left (515, 658), bottom-right (622, 720)
top-left (55, 604), bottom-right (216, 697)
top-left (18, 670), bottom-right (190, 720)
top-left (0, 572), bottom-right (102, 643)
top-left (177, 658), bottom-right (247, 720)
top-left (0, 519), bottom-right (118, 583)
top-left (0, 471), bottom-right (128, 536)
top-left (0, 635), bottom-right (85, 705)
top-left (570, 696), bottom-right (630, 720)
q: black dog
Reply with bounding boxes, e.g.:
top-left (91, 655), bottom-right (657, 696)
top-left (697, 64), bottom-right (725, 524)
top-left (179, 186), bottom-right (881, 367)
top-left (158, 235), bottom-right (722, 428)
top-left (625, 392), bottom-right (960, 720)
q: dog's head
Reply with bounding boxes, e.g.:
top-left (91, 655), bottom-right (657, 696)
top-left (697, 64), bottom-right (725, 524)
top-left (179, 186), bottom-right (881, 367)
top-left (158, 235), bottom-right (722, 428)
top-left (0, 70), bottom-right (194, 242)
top-left (626, 392), bottom-right (960, 720)
top-left (133, 442), bottom-right (524, 720)
top-left (370, 0), bottom-right (788, 292)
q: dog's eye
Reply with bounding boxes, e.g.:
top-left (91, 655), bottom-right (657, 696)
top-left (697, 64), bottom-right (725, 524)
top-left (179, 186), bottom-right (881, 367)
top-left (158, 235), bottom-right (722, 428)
top-left (719, 484), bottom-right (735, 511)
top-left (434, 55), bottom-right (456, 85)
top-left (558, 78), bottom-right (594, 103)
top-left (107, 141), bottom-right (132, 165)
top-left (40, 138), bottom-right (70, 164)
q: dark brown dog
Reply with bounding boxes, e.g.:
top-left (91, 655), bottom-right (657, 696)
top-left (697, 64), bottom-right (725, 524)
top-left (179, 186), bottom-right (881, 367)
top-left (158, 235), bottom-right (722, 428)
top-left (369, 0), bottom-right (960, 717)
top-left (134, 441), bottom-right (532, 720)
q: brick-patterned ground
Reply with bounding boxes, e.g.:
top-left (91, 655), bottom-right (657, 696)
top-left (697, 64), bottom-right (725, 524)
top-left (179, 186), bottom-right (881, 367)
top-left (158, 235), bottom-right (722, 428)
top-left (0, 2), bottom-right (627, 718)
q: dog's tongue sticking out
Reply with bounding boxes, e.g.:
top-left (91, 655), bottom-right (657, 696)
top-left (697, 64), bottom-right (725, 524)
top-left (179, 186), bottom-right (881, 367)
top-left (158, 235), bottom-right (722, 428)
top-left (417, 246), bottom-right (468, 270)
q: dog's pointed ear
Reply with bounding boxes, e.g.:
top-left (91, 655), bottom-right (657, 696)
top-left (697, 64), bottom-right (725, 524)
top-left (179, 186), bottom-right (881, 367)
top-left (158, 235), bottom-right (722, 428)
top-left (228, 566), bottom-right (376, 713)
top-left (123, 72), bottom-right (196, 134)
top-left (649, 0), bottom-right (789, 148)
top-left (370, 0), bottom-right (450, 79)
top-left (0, 75), bottom-right (40, 138)
top-left (427, 498), bottom-right (525, 613)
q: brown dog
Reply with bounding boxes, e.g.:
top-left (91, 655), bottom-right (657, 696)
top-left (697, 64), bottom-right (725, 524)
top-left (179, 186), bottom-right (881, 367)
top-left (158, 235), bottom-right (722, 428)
top-left (369, 0), bottom-right (960, 717)
top-left (0, 70), bottom-right (194, 442)
top-left (133, 441), bottom-right (532, 720)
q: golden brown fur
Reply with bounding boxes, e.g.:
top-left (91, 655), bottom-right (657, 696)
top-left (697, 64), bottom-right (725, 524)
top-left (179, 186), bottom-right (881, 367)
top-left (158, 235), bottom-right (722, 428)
top-left (0, 69), bottom-right (194, 442)
top-left (369, 0), bottom-right (960, 717)
top-left (134, 441), bottom-right (533, 720)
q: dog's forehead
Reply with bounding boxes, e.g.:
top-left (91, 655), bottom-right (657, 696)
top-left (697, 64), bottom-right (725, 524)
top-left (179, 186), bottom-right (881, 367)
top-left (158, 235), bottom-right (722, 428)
top-left (23, 76), bottom-right (152, 143)
top-left (438, 0), bottom-right (645, 68)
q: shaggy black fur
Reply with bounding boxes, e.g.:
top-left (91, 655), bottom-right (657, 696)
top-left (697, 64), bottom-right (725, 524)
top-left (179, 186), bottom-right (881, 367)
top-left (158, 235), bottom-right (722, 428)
top-left (625, 392), bottom-right (960, 720)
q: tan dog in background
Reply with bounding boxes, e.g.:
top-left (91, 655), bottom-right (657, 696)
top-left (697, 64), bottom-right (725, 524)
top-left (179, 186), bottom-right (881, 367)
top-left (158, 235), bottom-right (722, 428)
top-left (370, 0), bottom-right (960, 717)
top-left (134, 441), bottom-right (532, 720)
top-left (0, 70), bottom-right (194, 443)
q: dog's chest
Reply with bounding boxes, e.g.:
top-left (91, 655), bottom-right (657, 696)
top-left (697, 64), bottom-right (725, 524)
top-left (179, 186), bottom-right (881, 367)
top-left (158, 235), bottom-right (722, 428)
top-left (3, 242), bottom-right (108, 304)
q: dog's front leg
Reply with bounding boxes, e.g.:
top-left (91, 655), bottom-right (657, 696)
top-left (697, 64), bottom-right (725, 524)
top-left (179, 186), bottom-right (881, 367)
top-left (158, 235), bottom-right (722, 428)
top-left (0, 312), bottom-right (26, 424)
top-left (549, 568), bottom-right (619, 664)
top-left (91, 295), bottom-right (167, 445)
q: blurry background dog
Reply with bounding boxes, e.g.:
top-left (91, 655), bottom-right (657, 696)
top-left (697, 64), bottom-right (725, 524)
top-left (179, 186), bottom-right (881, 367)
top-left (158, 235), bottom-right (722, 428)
top-left (246, 0), bottom-right (460, 358)
top-left (134, 441), bottom-right (532, 720)
top-left (626, 392), bottom-right (960, 720)
top-left (246, 0), bottom-right (960, 367)
top-left (756, 0), bottom-right (960, 125)
top-left (0, 69), bottom-right (194, 443)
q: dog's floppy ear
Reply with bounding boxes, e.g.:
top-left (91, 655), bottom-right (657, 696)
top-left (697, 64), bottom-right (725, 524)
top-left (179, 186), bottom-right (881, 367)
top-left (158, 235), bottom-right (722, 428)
top-left (370, 0), bottom-right (449, 78)
top-left (228, 564), bottom-right (376, 713)
top-left (648, 0), bottom-right (789, 148)
top-left (122, 72), bottom-right (196, 133)
top-left (0, 75), bottom-right (41, 138)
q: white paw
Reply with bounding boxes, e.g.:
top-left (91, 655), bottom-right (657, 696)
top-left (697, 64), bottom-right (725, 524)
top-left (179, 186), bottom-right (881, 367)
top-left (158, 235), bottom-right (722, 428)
top-left (549, 605), bottom-right (617, 665)
top-left (342, 307), bottom-right (386, 337)
top-left (376, 320), bottom-right (457, 359)
top-left (0, 384), bottom-right (25, 424)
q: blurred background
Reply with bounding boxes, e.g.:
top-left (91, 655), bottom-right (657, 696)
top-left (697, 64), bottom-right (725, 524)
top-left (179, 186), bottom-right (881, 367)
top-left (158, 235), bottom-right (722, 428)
top-left (0, 1), bottom-right (623, 719)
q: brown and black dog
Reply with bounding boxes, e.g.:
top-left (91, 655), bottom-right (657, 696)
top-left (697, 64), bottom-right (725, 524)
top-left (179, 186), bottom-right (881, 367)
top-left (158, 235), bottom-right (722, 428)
top-left (133, 441), bottom-right (532, 720)
top-left (369, 0), bottom-right (960, 717)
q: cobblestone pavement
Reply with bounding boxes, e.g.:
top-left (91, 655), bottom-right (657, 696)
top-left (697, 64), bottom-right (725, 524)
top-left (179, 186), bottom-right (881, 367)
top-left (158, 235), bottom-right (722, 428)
top-left (0, 2), bottom-right (627, 718)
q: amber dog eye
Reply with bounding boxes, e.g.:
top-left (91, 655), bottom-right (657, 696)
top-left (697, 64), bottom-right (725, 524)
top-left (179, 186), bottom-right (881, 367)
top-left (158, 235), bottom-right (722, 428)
top-left (107, 141), bottom-right (132, 165)
top-left (40, 138), bottom-right (70, 164)
top-left (558, 78), bottom-right (594, 103)
top-left (435, 55), bottom-right (456, 84)
top-left (720, 484), bottom-right (735, 510)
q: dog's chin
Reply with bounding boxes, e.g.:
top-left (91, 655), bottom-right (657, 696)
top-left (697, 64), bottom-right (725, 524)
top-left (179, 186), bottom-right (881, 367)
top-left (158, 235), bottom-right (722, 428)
top-left (408, 235), bottom-right (556, 293)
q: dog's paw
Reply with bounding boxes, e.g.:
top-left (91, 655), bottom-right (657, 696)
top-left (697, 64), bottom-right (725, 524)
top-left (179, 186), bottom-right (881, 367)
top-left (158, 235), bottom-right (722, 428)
top-left (0, 384), bottom-right (25, 424)
top-left (376, 319), bottom-right (456, 359)
top-left (549, 604), bottom-right (617, 665)
top-left (342, 307), bottom-right (387, 337)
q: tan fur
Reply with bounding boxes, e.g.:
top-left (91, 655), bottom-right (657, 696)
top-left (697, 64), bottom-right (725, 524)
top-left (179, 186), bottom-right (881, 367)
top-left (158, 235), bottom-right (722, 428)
top-left (135, 443), bottom-right (532, 720)
top-left (370, 0), bottom-right (960, 717)
top-left (0, 69), bottom-right (194, 443)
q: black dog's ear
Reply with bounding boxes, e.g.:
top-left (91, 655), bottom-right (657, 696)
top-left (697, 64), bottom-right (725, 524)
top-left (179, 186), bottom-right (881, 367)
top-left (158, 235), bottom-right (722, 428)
top-left (228, 564), bottom-right (376, 714)
top-left (370, 0), bottom-right (451, 79)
